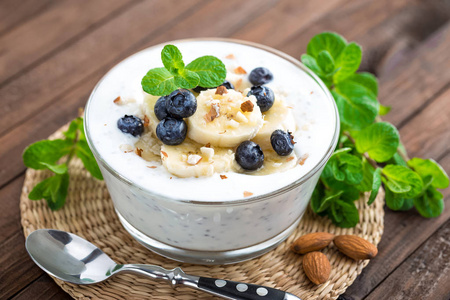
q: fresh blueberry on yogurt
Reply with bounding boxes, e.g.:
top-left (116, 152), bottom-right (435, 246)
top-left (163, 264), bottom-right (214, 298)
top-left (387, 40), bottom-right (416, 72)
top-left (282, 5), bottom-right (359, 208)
top-left (166, 89), bottom-right (197, 119)
top-left (271, 130), bottom-right (295, 156)
top-left (249, 67), bottom-right (273, 85)
top-left (117, 115), bottom-right (144, 137)
top-left (235, 141), bottom-right (264, 170)
top-left (247, 85), bottom-right (275, 112)
top-left (154, 95), bottom-right (169, 120)
top-left (156, 117), bottom-right (187, 145)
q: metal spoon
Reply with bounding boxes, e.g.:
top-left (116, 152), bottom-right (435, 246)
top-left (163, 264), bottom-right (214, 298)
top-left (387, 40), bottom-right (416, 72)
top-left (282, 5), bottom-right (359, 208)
top-left (26, 229), bottom-right (300, 300)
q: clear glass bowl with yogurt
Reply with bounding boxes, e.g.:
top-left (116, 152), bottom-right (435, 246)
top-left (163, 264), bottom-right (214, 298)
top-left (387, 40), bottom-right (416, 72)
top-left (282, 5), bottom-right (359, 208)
top-left (84, 39), bottom-right (339, 264)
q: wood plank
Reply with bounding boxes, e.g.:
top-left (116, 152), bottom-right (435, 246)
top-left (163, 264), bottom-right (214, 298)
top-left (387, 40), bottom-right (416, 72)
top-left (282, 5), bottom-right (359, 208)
top-left (0, 231), bottom-right (44, 299)
top-left (12, 274), bottom-right (70, 300)
top-left (0, 0), bottom-right (136, 84)
top-left (0, 0), bottom-right (54, 35)
top-left (0, 176), bottom-right (23, 242)
top-left (0, 0), bottom-right (277, 187)
top-left (231, 0), bottom-right (346, 47)
top-left (366, 220), bottom-right (450, 300)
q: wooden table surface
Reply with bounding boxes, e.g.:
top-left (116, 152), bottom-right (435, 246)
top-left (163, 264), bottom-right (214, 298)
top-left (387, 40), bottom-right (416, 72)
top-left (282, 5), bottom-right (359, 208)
top-left (1, 0), bottom-right (449, 299)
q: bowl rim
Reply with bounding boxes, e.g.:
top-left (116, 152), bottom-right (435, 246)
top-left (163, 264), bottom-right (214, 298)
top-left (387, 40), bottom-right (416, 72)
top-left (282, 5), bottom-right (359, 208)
top-left (84, 37), bottom-right (340, 206)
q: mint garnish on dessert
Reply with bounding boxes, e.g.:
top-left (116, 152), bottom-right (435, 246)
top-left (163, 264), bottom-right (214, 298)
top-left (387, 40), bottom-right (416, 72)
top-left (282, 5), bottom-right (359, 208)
top-left (141, 45), bottom-right (226, 96)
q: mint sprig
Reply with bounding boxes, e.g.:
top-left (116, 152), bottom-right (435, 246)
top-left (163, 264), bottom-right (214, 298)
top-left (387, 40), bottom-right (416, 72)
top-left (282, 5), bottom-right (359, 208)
top-left (141, 45), bottom-right (226, 96)
top-left (305, 32), bottom-right (449, 227)
top-left (23, 117), bottom-right (103, 210)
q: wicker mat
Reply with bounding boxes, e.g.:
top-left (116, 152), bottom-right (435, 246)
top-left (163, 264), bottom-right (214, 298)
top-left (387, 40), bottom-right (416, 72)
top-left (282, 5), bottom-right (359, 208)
top-left (20, 125), bottom-right (384, 300)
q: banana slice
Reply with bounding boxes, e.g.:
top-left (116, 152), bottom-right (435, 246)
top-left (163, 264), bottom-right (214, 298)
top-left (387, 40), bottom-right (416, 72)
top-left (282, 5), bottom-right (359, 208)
top-left (142, 93), bottom-right (161, 137)
top-left (251, 98), bottom-right (296, 150)
top-left (236, 150), bottom-right (298, 176)
top-left (160, 139), bottom-right (235, 178)
top-left (187, 89), bottom-right (263, 147)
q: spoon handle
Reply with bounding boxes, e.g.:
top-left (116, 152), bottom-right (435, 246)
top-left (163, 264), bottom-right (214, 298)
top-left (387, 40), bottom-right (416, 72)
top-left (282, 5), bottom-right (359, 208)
top-left (121, 264), bottom-right (300, 300)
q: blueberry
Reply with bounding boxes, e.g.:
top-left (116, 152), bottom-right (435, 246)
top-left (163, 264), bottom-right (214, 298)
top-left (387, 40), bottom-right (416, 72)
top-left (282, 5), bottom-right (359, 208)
top-left (166, 89), bottom-right (197, 119)
top-left (154, 96), bottom-right (169, 120)
top-left (156, 117), bottom-right (187, 145)
top-left (235, 141), bottom-right (264, 171)
top-left (249, 67), bottom-right (273, 85)
top-left (117, 115), bottom-right (143, 137)
top-left (220, 80), bottom-right (234, 90)
top-left (247, 86), bottom-right (275, 112)
top-left (271, 130), bottom-right (295, 156)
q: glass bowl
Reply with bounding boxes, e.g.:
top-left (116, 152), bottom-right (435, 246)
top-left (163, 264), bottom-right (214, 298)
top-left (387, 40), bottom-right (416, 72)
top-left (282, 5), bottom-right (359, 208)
top-left (84, 38), bottom-right (339, 264)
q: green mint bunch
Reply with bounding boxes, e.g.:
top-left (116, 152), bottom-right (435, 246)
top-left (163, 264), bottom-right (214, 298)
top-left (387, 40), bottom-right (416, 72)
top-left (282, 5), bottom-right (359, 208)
top-left (303, 32), bottom-right (449, 227)
top-left (141, 45), bottom-right (227, 96)
top-left (23, 117), bottom-right (103, 210)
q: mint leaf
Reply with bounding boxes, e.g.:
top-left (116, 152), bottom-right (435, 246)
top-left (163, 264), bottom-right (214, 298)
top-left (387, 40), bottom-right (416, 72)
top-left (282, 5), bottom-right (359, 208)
top-left (346, 72), bottom-right (378, 96)
top-left (382, 165), bottom-right (423, 198)
top-left (317, 50), bottom-right (335, 74)
top-left (307, 32), bottom-right (347, 60)
top-left (332, 80), bottom-right (379, 130)
top-left (28, 173), bottom-right (70, 210)
top-left (379, 104), bottom-right (391, 116)
top-left (355, 122), bottom-right (400, 162)
top-left (329, 200), bottom-right (359, 228)
top-left (385, 185), bottom-right (407, 210)
top-left (161, 45), bottom-right (185, 75)
top-left (317, 190), bottom-right (343, 213)
top-left (40, 162), bottom-right (68, 174)
top-left (185, 56), bottom-right (226, 87)
top-left (174, 69), bottom-right (200, 89)
top-left (414, 187), bottom-right (444, 218)
top-left (76, 140), bottom-right (103, 180)
top-left (141, 67), bottom-right (178, 96)
top-left (356, 158), bottom-right (375, 192)
top-left (408, 158), bottom-right (449, 189)
top-left (64, 118), bottom-right (83, 141)
top-left (311, 182), bottom-right (327, 216)
top-left (23, 139), bottom-right (73, 170)
top-left (368, 168), bottom-right (382, 205)
top-left (301, 54), bottom-right (323, 75)
top-left (333, 42), bottom-right (362, 83)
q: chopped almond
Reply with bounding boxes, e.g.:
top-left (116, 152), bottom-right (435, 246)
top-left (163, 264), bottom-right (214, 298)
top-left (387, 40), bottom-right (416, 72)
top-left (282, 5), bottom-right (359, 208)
top-left (310, 91), bottom-right (314, 94)
top-left (187, 154), bottom-right (202, 165)
top-left (119, 144), bottom-right (134, 153)
top-left (147, 166), bottom-right (157, 169)
top-left (205, 143), bottom-right (211, 148)
top-left (219, 130), bottom-right (227, 134)
top-left (204, 104), bottom-right (220, 122)
top-left (220, 174), bottom-right (228, 179)
top-left (234, 66), bottom-right (247, 74)
top-left (215, 86), bottom-right (228, 95)
top-left (240, 100), bottom-right (254, 112)
top-left (299, 153), bottom-right (309, 165)
top-left (225, 54), bottom-right (235, 59)
top-left (135, 148), bottom-right (143, 157)
top-left (235, 78), bottom-right (243, 88)
top-left (243, 191), bottom-right (253, 197)
top-left (143, 115), bottom-right (150, 127)
top-left (161, 151), bottom-right (168, 158)
top-left (113, 96), bottom-right (121, 104)
top-left (286, 156), bottom-right (295, 162)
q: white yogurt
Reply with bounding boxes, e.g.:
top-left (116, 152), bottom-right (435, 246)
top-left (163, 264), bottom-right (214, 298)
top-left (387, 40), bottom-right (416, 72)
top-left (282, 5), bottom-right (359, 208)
top-left (85, 40), bottom-right (338, 262)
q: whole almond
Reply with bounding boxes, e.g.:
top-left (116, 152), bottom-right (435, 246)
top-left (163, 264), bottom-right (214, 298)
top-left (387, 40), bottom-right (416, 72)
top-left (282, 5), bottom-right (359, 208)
top-left (291, 232), bottom-right (335, 254)
top-left (302, 252), bottom-right (331, 285)
top-left (334, 235), bottom-right (378, 260)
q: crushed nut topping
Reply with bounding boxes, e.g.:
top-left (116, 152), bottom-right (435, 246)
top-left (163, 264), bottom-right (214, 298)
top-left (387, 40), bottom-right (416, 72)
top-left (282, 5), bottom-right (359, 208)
top-left (225, 54), bottom-right (235, 59)
top-left (220, 175), bottom-right (228, 179)
top-left (135, 148), bottom-right (143, 157)
top-left (234, 66), bottom-right (247, 74)
top-left (299, 153), bottom-right (309, 165)
top-left (286, 156), bottom-right (295, 162)
top-left (143, 115), bottom-right (150, 127)
top-left (205, 143), bottom-right (211, 148)
top-left (243, 191), bottom-right (253, 197)
top-left (119, 144), bottom-right (134, 153)
top-left (240, 100), bottom-right (254, 112)
top-left (113, 96), bottom-right (121, 104)
top-left (288, 131), bottom-right (296, 144)
top-left (161, 151), bottom-right (168, 158)
top-left (205, 103), bottom-right (220, 122)
top-left (215, 86), bottom-right (228, 95)
top-left (187, 154), bottom-right (202, 165)
top-left (147, 166), bottom-right (157, 169)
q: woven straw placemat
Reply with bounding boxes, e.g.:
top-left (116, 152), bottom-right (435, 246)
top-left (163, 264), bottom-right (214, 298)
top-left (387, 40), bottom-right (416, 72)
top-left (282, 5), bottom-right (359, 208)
top-left (20, 125), bottom-right (384, 300)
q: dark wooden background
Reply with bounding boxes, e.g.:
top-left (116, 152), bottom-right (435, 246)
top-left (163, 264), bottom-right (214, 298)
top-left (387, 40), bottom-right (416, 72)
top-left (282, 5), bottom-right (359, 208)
top-left (1, 0), bottom-right (449, 299)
